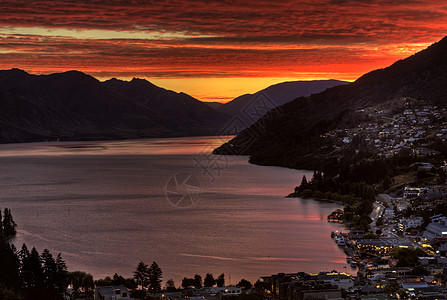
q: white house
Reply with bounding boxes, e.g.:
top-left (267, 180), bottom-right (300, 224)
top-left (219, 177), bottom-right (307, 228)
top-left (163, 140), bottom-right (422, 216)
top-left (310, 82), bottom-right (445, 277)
top-left (383, 208), bottom-right (395, 219)
top-left (324, 278), bottom-right (354, 290)
top-left (210, 286), bottom-right (242, 297)
top-left (404, 187), bottom-right (423, 198)
top-left (94, 286), bottom-right (132, 300)
top-left (405, 217), bottom-right (424, 229)
top-left (423, 216), bottom-right (447, 241)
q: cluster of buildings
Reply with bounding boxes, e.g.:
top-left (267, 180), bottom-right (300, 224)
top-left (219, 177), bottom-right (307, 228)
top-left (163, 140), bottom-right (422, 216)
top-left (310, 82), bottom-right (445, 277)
top-left (257, 269), bottom-right (447, 299)
top-left (258, 272), bottom-right (354, 300)
top-left (314, 182), bottom-right (447, 298)
top-left (92, 285), bottom-right (242, 300)
top-left (256, 231), bottom-right (447, 298)
top-left (324, 99), bottom-right (447, 157)
top-left (374, 184), bottom-right (447, 241)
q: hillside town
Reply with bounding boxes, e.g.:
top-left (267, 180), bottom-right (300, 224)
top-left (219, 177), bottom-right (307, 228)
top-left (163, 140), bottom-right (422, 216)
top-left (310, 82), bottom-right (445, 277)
top-left (324, 98), bottom-right (447, 158)
top-left (258, 99), bottom-right (447, 299)
top-left (252, 183), bottom-right (447, 300)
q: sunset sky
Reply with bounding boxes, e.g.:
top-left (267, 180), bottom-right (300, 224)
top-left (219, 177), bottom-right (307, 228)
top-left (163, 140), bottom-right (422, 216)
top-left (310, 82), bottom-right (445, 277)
top-left (1, 1), bottom-right (447, 102)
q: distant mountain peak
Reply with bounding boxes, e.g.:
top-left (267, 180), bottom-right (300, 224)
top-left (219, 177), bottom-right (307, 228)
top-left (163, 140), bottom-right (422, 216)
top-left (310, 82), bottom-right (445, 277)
top-left (130, 77), bottom-right (147, 83)
top-left (104, 77), bottom-right (123, 83)
top-left (0, 68), bottom-right (30, 78)
top-left (129, 77), bottom-right (159, 88)
top-left (217, 79), bottom-right (349, 125)
top-left (9, 68), bottom-right (28, 73)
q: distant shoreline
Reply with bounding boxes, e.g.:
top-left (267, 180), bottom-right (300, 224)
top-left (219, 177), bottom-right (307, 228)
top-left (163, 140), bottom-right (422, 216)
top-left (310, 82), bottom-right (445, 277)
top-left (286, 194), bottom-right (345, 205)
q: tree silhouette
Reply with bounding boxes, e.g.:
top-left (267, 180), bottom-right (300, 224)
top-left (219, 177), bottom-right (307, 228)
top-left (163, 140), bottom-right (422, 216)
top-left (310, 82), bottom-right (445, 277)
top-left (134, 261), bottom-right (149, 289)
top-left (0, 240), bottom-right (20, 290)
top-left (193, 274), bottom-right (202, 289)
top-left (69, 271), bottom-right (94, 296)
top-left (204, 273), bottom-right (215, 287)
top-left (41, 249), bottom-right (57, 292)
top-left (237, 279), bottom-right (252, 290)
top-left (1, 208), bottom-right (17, 240)
top-left (148, 261), bottom-right (162, 293)
top-left (19, 244), bottom-right (31, 289)
top-left (0, 210), bottom-right (68, 299)
top-left (0, 210), bottom-right (3, 239)
top-left (216, 273), bottom-right (225, 287)
top-left (181, 277), bottom-right (195, 289)
top-left (301, 175), bottom-right (308, 187)
top-left (54, 253), bottom-right (70, 296)
top-left (166, 279), bottom-right (176, 292)
top-left (28, 247), bottom-right (44, 289)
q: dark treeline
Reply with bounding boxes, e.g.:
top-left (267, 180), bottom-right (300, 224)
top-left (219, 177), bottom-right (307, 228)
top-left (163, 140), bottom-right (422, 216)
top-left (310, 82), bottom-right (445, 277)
top-left (180, 273), bottom-right (225, 289)
top-left (178, 273), bottom-right (252, 292)
top-left (0, 208), bottom-right (69, 300)
top-left (293, 150), bottom-right (420, 231)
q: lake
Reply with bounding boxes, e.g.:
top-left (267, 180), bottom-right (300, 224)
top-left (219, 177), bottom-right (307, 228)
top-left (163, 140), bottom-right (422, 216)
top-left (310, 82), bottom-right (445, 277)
top-left (0, 136), bottom-right (349, 286)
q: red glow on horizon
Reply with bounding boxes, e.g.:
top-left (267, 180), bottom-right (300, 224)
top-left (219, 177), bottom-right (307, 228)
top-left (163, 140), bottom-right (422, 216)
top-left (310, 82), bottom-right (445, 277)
top-left (1, 0), bottom-right (447, 101)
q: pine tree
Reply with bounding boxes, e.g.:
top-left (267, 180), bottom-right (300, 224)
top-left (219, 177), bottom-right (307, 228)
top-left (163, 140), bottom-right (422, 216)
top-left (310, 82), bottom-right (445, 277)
top-left (54, 253), bottom-right (69, 296)
top-left (193, 274), bottom-right (202, 289)
top-left (0, 240), bottom-right (21, 290)
top-left (28, 247), bottom-right (44, 289)
top-left (148, 261), bottom-right (162, 293)
top-left (134, 261), bottom-right (149, 289)
top-left (0, 209), bottom-right (3, 239)
top-left (2, 208), bottom-right (17, 239)
top-left (216, 273), bottom-right (225, 287)
top-left (166, 279), bottom-right (176, 292)
top-left (41, 249), bottom-right (58, 298)
top-left (204, 273), bottom-right (215, 287)
top-left (19, 244), bottom-right (31, 289)
top-left (41, 249), bottom-right (57, 289)
top-left (301, 175), bottom-right (308, 186)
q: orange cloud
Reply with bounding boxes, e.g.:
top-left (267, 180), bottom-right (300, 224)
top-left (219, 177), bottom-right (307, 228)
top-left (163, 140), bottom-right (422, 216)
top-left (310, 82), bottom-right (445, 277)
top-left (0, 0), bottom-right (446, 100)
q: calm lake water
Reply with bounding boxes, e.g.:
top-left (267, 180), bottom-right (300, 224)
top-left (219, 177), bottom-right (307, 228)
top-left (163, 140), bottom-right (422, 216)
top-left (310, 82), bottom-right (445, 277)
top-left (0, 136), bottom-right (349, 285)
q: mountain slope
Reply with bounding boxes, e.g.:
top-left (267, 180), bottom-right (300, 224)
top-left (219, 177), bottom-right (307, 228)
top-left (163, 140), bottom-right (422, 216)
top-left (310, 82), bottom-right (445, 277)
top-left (0, 69), bottom-right (229, 143)
top-left (103, 78), bottom-right (227, 129)
top-left (218, 80), bottom-right (348, 117)
top-left (214, 36), bottom-right (447, 169)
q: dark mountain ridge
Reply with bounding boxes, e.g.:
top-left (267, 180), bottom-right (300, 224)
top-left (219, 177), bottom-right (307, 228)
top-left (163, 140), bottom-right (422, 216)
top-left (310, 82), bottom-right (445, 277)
top-left (214, 36), bottom-right (447, 169)
top-left (216, 80), bottom-right (348, 128)
top-left (0, 69), bottom-right (228, 143)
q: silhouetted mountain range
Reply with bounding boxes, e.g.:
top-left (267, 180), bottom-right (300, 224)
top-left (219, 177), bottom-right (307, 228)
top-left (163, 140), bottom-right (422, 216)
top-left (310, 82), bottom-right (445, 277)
top-left (0, 69), bottom-right (228, 143)
top-left (0, 69), bottom-right (350, 144)
top-left (214, 36), bottom-right (447, 169)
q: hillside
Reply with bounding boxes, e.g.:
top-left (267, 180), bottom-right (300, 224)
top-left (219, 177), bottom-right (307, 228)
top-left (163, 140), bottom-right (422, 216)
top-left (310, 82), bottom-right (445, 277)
top-left (0, 69), bottom-right (229, 143)
top-left (214, 36), bottom-right (447, 170)
top-left (216, 80), bottom-right (348, 128)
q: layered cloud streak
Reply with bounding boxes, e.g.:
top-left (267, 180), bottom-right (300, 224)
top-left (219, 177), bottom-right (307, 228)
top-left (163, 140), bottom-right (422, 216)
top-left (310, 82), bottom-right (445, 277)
top-left (1, 0), bottom-right (447, 97)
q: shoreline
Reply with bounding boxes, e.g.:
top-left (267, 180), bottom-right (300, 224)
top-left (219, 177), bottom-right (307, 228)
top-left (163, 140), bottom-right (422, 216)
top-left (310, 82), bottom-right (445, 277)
top-left (286, 193), bottom-right (345, 205)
